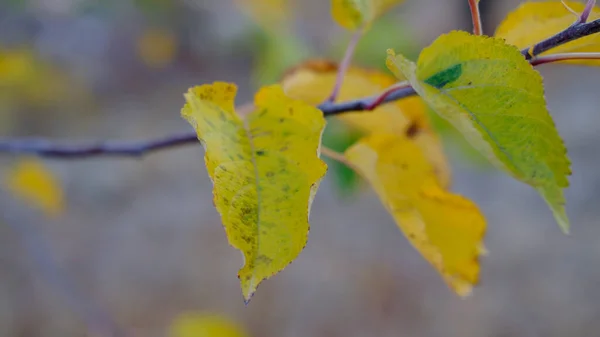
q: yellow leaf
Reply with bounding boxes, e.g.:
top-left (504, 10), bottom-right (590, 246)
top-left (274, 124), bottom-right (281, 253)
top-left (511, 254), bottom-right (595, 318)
top-left (331, 0), bottom-right (405, 30)
top-left (345, 134), bottom-right (486, 296)
top-left (495, 1), bottom-right (600, 65)
top-left (4, 157), bottom-right (64, 217)
top-left (387, 31), bottom-right (571, 233)
top-left (136, 28), bottom-right (178, 69)
top-left (181, 82), bottom-right (327, 302)
top-left (169, 313), bottom-right (248, 337)
top-left (235, 0), bottom-right (293, 30)
top-left (282, 60), bottom-right (451, 187)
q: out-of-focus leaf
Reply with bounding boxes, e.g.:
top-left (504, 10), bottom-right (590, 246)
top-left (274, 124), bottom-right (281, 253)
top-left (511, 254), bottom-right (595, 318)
top-left (495, 1), bottom-right (600, 65)
top-left (282, 60), bottom-right (451, 187)
top-left (329, 16), bottom-right (419, 71)
top-left (169, 313), bottom-right (248, 337)
top-left (4, 157), bottom-right (64, 217)
top-left (345, 133), bottom-right (486, 296)
top-left (181, 82), bottom-right (327, 302)
top-left (387, 31), bottom-right (571, 233)
top-left (235, 0), bottom-right (292, 30)
top-left (331, 0), bottom-right (405, 30)
top-left (137, 27), bottom-right (178, 69)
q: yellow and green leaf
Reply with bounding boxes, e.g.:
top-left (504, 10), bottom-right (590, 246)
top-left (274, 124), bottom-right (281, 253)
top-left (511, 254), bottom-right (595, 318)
top-left (4, 157), bottom-right (64, 217)
top-left (181, 82), bottom-right (327, 302)
top-left (331, 0), bottom-right (405, 30)
top-left (495, 1), bottom-right (600, 65)
top-left (387, 31), bottom-right (571, 233)
top-left (345, 133), bottom-right (486, 296)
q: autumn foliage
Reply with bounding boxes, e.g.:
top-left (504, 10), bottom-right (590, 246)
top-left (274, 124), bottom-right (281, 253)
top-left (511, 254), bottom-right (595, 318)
top-left (3, 0), bottom-right (600, 311)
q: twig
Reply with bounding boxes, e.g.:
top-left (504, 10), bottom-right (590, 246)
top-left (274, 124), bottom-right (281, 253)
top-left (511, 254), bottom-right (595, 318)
top-left (363, 81), bottom-right (411, 111)
top-left (2, 11), bottom-right (600, 160)
top-left (468, 0), bottom-right (483, 35)
top-left (0, 86), bottom-right (418, 159)
top-left (530, 52), bottom-right (600, 66)
top-left (523, 17), bottom-right (600, 59)
top-left (578, 0), bottom-right (597, 24)
top-left (0, 132), bottom-right (199, 159)
top-left (321, 146), bottom-right (353, 168)
top-left (326, 28), bottom-right (363, 103)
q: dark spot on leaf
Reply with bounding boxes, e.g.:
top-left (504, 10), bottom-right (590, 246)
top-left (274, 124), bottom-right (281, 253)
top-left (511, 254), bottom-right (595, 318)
top-left (424, 63), bottom-right (463, 89)
top-left (256, 150), bottom-right (266, 156)
top-left (405, 122), bottom-right (420, 138)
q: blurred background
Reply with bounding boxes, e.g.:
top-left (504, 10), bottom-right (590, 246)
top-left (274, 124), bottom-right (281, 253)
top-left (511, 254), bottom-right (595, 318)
top-left (1, 0), bottom-right (600, 336)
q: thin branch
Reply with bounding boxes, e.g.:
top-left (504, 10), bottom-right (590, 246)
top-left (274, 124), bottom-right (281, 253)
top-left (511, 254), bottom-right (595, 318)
top-left (2, 11), bottom-right (600, 160)
top-left (522, 17), bottom-right (600, 59)
top-left (0, 132), bottom-right (199, 159)
top-left (530, 52), bottom-right (600, 66)
top-left (321, 146), bottom-right (352, 168)
top-left (578, 0), bottom-right (597, 24)
top-left (364, 81), bottom-right (412, 111)
top-left (468, 0), bottom-right (483, 35)
top-left (326, 28), bottom-right (363, 103)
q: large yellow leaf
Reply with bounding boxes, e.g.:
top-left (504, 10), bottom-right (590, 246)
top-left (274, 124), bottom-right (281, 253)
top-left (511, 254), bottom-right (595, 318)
top-left (181, 82), bottom-right (327, 302)
top-left (387, 31), bottom-right (571, 233)
top-left (4, 157), bottom-right (64, 217)
top-left (331, 0), bottom-right (405, 30)
top-left (495, 1), bottom-right (600, 65)
top-left (345, 134), bottom-right (486, 296)
top-left (169, 313), bottom-right (248, 337)
top-left (281, 60), bottom-right (451, 187)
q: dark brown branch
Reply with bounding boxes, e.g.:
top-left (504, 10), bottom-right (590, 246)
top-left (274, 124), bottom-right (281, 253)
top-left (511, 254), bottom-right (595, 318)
top-left (2, 12), bottom-right (600, 160)
top-left (523, 17), bottom-right (600, 59)
top-left (0, 86), bottom-right (418, 159)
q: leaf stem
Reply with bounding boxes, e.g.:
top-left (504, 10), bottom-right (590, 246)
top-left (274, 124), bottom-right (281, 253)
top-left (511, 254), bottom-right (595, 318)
top-left (529, 52), bottom-right (600, 66)
top-left (579, 0), bottom-right (597, 24)
top-left (326, 28), bottom-right (363, 103)
top-left (468, 0), bottom-right (483, 35)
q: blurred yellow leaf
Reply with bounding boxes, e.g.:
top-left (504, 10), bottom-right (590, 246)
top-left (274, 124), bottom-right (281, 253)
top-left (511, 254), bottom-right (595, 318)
top-left (345, 134), bottom-right (486, 296)
top-left (4, 158), bottom-right (64, 217)
top-left (181, 82), bottom-right (327, 302)
top-left (282, 60), bottom-right (451, 187)
top-left (387, 31), bottom-right (571, 233)
top-left (0, 48), bottom-right (84, 108)
top-left (169, 313), bottom-right (248, 337)
top-left (495, 1), bottom-right (600, 65)
top-left (331, 0), bottom-right (405, 30)
top-left (235, 0), bottom-right (292, 30)
top-left (137, 28), bottom-right (178, 69)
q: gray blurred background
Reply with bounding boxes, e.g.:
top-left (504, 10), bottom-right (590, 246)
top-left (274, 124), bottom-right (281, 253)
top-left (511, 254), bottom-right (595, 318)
top-left (1, 0), bottom-right (599, 336)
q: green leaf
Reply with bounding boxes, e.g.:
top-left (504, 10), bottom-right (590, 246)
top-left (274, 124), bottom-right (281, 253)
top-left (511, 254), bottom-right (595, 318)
top-left (181, 82), bottom-right (327, 302)
top-left (387, 31), bottom-right (571, 233)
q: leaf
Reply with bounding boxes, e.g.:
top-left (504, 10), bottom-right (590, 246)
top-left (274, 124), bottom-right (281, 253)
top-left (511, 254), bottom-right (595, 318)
top-left (169, 313), bottom-right (248, 337)
top-left (136, 27), bottom-right (178, 69)
top-left (281, 60), bottom-right (451, 188)
top-left (235, 0), bottom-right (293, 30)
top-left (4, 157), bottom-right (64, 217)
top-left (181, 82), bottom-right (327, 302)
top-left (495, 1), bottom-right (600, 65)
top-left (387, 31), bottom-right (571, 233)
top-left (331, 0), bottom-right (405, 30)
top-left (345, 134), bottom-right (486, 296)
